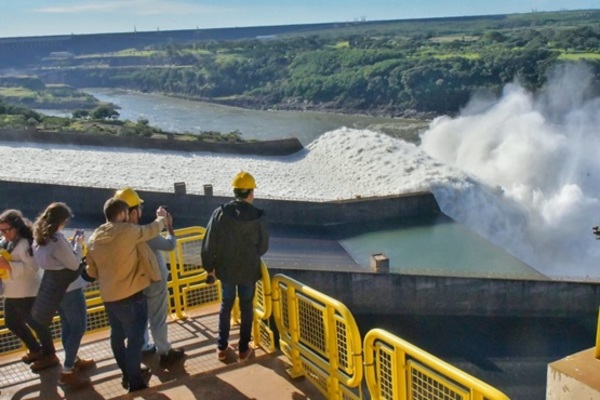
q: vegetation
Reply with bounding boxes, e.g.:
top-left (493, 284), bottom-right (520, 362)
top-left (0, 77), bottom-right (99, 109)
top-left (0, 98), bottom-right (249, 142)
top-left (27, 9), bottom-right (600, 117)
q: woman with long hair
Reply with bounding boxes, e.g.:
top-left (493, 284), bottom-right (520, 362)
top-left (0, 209), bottom-right (45, 364)
top-left (31, 202), bottom-right (94, 390)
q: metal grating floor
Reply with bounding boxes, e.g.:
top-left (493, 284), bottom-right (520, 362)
top-left (0, 305), bottom-right (262, 399)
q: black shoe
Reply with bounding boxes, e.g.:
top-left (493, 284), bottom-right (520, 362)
top-left (121, 366), bottom-right (151, 390)
top-left (159, 348), bottom-right (185, 367)
top-left (129, 383), bottom-right (149, 393)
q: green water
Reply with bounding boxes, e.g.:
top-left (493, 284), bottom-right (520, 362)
top-left (337, 216), bottom-right (545, 280)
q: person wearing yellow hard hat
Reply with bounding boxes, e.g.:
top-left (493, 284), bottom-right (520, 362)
top-left (201, 171), bottom-right (269, 362)
top-left (0, 210), bottom-right (44, 369)
top-left (114, 187), bottom-right (185, 369)
top-left (85, 197), bottom-right (167, 392)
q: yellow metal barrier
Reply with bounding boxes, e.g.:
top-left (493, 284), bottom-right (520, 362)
top-left (272, 273), bottom-right (363, 400)
top-left (252, 261), bottom-right (275, 353)
top-left (596, 306), bottom-right (600, 359)
top-left (167, 226), bottom-right (221, 319)
top-left (364, 328), bottom-right (510, 400)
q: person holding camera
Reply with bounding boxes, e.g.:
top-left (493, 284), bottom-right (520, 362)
top-left (31, 202), bottom-right (94, 389)
top-left (114, 187), bottom-right (185, 368)
top-left (86, 198), bottom-right (167, 392)
top-left (201, 171), bottom-right (269, 362)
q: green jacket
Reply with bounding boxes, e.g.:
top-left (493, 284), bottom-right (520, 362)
top-left (201, 200), bottom-right (269, 284)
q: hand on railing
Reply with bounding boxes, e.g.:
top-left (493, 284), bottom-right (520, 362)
top-left (206, 270), bottom-right (216, 284)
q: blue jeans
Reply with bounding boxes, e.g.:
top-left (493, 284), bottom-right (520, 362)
top-left (218, 283), bottom-right (255, 353)
top-left (57, 289), bottom-right (87, 369)
top-left (104, 291), bottom-right (147, 391)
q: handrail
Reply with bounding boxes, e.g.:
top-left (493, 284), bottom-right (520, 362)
top-left (271, 273), bottom-right (363, 400)
top-left (364, 328), bottom-right (510, 400)
top-left (596, 306), bottom-right (600, 359)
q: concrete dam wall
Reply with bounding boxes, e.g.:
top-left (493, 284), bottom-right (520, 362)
top-left (0, 180), bottom-right (441, 227)
top-left (1, 180), bottom-right (598, 319)
top-left (270, 268), bottom-right (600, 319)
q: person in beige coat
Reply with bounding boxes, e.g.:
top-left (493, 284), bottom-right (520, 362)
top-left (86, 198), bottom-right (166, 393)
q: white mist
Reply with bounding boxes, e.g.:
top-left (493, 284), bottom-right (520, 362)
top-left (421, 63), bottom-right (600, 279)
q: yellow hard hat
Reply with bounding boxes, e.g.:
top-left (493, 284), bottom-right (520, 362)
top-left (232, 171), bottom-right (257, 189)
top-left (114, 187), bottom-right (144, 208)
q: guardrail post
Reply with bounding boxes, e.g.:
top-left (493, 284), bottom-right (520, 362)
top-left (596, 306), bottom-right (600, 359)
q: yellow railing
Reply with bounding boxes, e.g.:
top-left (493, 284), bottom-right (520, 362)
top-left (272, 273), bottom-right (363, 400)
top-left (252, 261), bottom-right (276, 353)
top-left (364, 328), bottom-right (510, 400)
top-left (596, 306), bottom-right (600, 359)
top-left (166, 226), bottom-right (220, 319)
top-left (270, 273), bottom-right (509, 400)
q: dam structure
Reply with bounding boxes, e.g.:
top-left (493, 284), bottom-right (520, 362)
top-left (0, 178), bottom-right (598, 399)
top-left (0, 129), bottom-right (596, 399)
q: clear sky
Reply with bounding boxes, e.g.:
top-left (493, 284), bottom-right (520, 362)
top-left (1, 0), bottom-right (599, 38)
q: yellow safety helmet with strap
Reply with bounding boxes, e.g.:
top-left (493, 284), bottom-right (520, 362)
top-left (232, 171), bottom-right (257, 189)
top-left (114, 187), bottom-right (144, 208)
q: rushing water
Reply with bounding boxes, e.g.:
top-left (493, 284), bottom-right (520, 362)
top-left (73, 88), bottom-right (423, 145)
top-left (33, 89), bottom-right (527, 279)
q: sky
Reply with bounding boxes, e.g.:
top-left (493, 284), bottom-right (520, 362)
top-left (0, 0), bottom-right (599, 38)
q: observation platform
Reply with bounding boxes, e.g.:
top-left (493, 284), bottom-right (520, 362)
top-left (0, 305), bottom-right (324, 400)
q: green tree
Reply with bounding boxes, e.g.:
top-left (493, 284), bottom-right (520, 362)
top-left (91, 104), bottom-right (119, 120)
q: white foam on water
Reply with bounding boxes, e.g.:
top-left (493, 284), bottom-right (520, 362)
top-left (1, 63), bottom-right (598, 279)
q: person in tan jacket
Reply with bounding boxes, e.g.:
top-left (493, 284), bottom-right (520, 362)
top-left (86, 198), bottom-right (166, 393)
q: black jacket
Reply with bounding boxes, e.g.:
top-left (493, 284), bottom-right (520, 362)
top-left (201, 200), bottom-right (269, 284)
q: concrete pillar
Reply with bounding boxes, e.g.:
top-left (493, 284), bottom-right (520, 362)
top-left (370, 253), bottom-right (389, 273)
top-left (547, 348), bottom-right (600, 400)
top-left (203, 184), bottom-right (213, 197)
top-left (174, 182), bottom-right (186, 195)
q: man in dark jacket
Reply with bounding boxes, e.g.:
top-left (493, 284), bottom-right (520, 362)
top-left (201, 171), bottom-right (269, 362)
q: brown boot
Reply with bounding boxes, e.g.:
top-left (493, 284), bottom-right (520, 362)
top-left (30, 354), bottom-right (60, 372)
top-left (58, 370), bottom-right (90, 390)
top-left (21, 350), bottom-right (43, 364)
top-left (74, 357), bottom-right (96, 371)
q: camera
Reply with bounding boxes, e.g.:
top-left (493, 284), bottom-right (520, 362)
top-left (593, 226), bottom-right (600, 239)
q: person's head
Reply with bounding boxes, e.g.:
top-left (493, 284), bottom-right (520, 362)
top-left (114, 187), bottom-right (144, 224)
top-left (103, 198), bottom-right (130, 223)
top-left (33, 202), bottom-right (74, 246)
top-left (0, 209), bottom-right (34, 248)
top-left (231, 171), bottom-right (256, 203)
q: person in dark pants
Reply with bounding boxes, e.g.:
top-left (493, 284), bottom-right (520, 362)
top-left (86, 198), bottom-right (167, 392)
top-left (114, 187), bottom-right (185, 368)
top-left (0, 210), bottom-right (44, 365)
top-left (201, 171), bottom-right (269, 362)
top-left (29, 202), bottom-right (85, 375)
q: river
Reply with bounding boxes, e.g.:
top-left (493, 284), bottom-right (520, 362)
top-left (38, 88), bottom-right (428, 145)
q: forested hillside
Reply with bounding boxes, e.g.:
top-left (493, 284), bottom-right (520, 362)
top-left (24, 10), bottom-right (600, 117)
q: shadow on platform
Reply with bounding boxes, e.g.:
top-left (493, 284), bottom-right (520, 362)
top-left (0, 306), bottom-right (324, 400)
